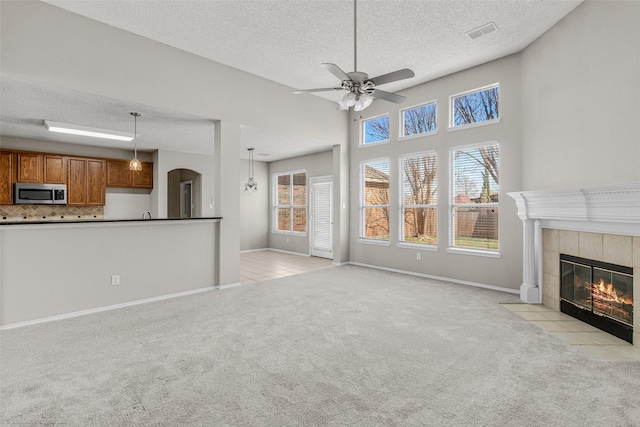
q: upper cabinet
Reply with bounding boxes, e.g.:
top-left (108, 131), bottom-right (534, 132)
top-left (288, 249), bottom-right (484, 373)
top-left (17, 152), bottom-right (43, 183)
top-left (106, 159), bottom-right (153, 189)
top-left (43, 155), bottom-right (67, 184)
top-left (0, 151), bottom-right (14, 205)
top-left (68, 157), bottom-right (105, 206)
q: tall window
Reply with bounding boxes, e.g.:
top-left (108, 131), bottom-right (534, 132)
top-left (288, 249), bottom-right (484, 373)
top-left (450, 84), bottom-right (499, 128)
top-left (273, 171), bottom-right (307, 233)
top-left (401, 101), bottom-right (436, 138)
top-left (400, 152), bottom-right (437, 245)
top-left (361, 114), bottom-right (390, 146)
top-left (360, 159), bottom-right (390, 241)
top-left (450, 143), bottom-right (499, 252)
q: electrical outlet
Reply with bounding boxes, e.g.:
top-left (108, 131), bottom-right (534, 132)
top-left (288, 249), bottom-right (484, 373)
top-left (416, 253), bottom-right (421, 261)
top-left (111, 275), bottom-right (120, 286)
top-left (286, 237), bottom-right (290, 243)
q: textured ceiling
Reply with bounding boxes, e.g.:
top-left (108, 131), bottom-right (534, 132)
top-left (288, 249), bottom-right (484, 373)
top-left (2, 0), bottom-right (583, 160)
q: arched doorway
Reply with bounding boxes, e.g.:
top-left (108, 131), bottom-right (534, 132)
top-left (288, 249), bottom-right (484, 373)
top-left (167, 168), bottom-right (202, 218)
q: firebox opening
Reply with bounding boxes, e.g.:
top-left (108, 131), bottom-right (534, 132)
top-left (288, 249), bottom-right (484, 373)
top-left (560, 254), bottom-right (633, 344)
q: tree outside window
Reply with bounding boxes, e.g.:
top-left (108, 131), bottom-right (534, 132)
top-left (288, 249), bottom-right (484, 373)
top-left (400, 152), bottom-right (437, 245)
top-left (401, 102), bottom-right (436, 137)
top-left (450, 143), bottom-right (499, 251)
top-left (451, 84), bottom-right (499, 128)
top-left (360, 159), bottom-right (390, 240)
top-left (361, 115), bottom-right (389, 145)
top-left (274, 171), bottom-right (306, 233)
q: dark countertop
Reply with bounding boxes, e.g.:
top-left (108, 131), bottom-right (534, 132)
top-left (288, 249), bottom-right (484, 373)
top-left (0, 217), bottom-right (222, 226)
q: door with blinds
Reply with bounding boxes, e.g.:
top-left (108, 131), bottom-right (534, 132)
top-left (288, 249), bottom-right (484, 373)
top-left (310, 176), bottom-right (333, 259)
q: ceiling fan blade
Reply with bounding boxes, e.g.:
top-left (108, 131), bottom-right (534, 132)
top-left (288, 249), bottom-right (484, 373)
top-left (294, 87), bottom-right (343, 94)
top-left (369, 68), bottom-right (415, 86)
top-left (321, 63), bottom-right (351, 82)
top-left (371, 89), bottom-right (406, 104)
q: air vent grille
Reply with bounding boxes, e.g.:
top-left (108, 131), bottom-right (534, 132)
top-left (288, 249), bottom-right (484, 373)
top-left (465, 22), bottom-right (498, 40)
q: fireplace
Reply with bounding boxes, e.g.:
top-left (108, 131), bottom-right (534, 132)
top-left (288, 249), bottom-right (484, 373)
top-left (560, 254), bottom-right (633, 343)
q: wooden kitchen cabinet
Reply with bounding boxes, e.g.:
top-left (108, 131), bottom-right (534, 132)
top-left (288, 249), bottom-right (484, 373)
top-left (43, 155), bottom-right (67, 184)
top-left (17, 152), bottom-right (43, 183)
top-left (131, 162), bottom-right (153, 189)
top-left (106, 159), bottom-right (132, 187)
top-left (0, 151), bottom-right (14, 205)
top-left (68, 157), bottom-right (105, 205)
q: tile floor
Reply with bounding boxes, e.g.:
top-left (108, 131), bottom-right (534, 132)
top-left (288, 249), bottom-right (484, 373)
top-left (240, 249), bottom-right (334, 285)
top-left (503, 303), bottom-right (640, 360)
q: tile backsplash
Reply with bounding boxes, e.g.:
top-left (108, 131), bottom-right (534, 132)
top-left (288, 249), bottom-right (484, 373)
top-left (0, 205), bottom-right (104, 222)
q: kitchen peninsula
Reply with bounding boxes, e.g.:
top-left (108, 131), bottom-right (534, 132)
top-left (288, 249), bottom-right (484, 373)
top-left (0, 217), bottom-right (222, 328)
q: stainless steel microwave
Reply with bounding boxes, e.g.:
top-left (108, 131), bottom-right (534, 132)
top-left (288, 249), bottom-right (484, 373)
top-left (14, 183), bottom-right (67, 205)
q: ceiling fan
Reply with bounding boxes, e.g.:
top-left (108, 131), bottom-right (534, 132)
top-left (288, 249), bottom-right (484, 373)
top-left (294, 0), bottom-right (415, 111)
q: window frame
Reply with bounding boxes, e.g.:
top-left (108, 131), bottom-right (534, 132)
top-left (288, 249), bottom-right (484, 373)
top-left (448, 141), bottom-right (500, 258)
top-left (397, 150), bottom-right (438, 250)
top-left (359, 158), bottom-right (391, 245)
top-left (398, 100), bottom-right (438, 140)
top-left (448, 83), bottom-right (500, 131)
top-left (272, 169), bottom-right (307, 236)
top-left (359, 113), bottom-right (391, 147)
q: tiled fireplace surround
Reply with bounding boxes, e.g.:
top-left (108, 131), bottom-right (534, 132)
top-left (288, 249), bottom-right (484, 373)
top-left (509, 184), bottom-right (640, 348)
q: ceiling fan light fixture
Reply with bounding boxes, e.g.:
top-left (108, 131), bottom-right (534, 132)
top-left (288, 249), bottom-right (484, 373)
top-left (354, 94), bottom-right (373, 111)
top-left (342, 91), bottom-right (357, 107)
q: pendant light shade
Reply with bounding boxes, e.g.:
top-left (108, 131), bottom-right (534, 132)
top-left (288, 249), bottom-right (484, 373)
top-left (129, 112), bottom-right (142, 171)
top-left (244, 148), bottom-right (258, 192)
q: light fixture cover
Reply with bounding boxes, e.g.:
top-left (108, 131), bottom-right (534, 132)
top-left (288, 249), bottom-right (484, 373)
top-left (44, 120), bottom-right (134, 141)
top-left (129, 158), bottom-right (142, 171)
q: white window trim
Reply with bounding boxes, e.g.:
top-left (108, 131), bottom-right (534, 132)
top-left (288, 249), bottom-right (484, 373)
top-left (398, 150), bottom-right (438, 247)
top-left (398, 100), bottom-right (437, 140)
top-left (272, 169), bottom-right (308, 235)
top-left (360, 113), bottom-right (391, 147)
top-left (359, 158), bottom-right (390, 243)
top-left (448, 141), bottom-right (500, 256)
top-left (397, 242), bottom-right (438, 252)
top-left (448, 82), bottom-right (500, 130)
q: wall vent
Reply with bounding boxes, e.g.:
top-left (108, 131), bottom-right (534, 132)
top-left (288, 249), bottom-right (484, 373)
top-left (465, 22), bottom-right (498, 40)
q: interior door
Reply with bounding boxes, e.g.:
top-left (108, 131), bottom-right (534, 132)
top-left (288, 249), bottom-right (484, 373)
top-left (310, 176), bottom-right (333, 259)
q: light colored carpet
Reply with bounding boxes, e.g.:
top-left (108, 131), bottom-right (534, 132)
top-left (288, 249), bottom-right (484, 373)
top-left (2, 265), bottom-right (640, 426)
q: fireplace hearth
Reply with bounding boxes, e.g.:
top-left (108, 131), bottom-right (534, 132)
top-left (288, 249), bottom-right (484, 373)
top-left (560, 254), bottom-right (633, 343)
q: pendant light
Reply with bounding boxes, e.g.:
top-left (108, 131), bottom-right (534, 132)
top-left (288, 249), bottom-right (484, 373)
top-left (244, 148), bottom-right (258, 192)
top-left (129, 112), bottom-right (142, 171)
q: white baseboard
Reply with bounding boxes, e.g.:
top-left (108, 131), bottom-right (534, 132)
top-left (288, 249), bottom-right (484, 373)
top-left (267, 248), bottom-right (310, 257)
top-left (348, 262), bottom-right (520, 295)
top-left (0, 286), bottom-right (217, 331)
top-left (240, 248), bottom-right (269, 253)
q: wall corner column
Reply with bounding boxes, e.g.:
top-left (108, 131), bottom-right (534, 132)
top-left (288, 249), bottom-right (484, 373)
top-left (214, 119), bottom-right (240, 286)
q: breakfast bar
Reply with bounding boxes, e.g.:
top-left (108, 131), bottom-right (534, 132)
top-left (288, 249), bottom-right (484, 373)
top-left (0, 217), bottom-right (222, 327)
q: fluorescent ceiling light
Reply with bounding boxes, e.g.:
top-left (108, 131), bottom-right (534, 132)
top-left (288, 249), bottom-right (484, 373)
top-left (44, 120), bottom-right (135, 141)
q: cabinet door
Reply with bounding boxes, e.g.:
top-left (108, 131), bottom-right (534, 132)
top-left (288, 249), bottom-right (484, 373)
top-left (67, 158), bottom-right (87, 205)
top-left (131, 161), bottom-right (153, 189)
top-left (17, 152), bottom-right (43, 183)
top-left (106, 159), bottom-right (131, 187)
top-left (0, 151), bottom-right (13, 205)
top-left (86, 159), bottom-right (105, 205)
top-left (44, 155), bottom-right (67, 184)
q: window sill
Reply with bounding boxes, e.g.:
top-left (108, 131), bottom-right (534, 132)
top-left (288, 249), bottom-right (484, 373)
top-left (358, 238), bottom-right (391, 247)
top-left (397, 242), bottom-right (438, 252)
top-left (446, 247), bottom-right (501, 258)
top-left (271, 230), bottom-right (307, 237)
top-left (447, 118), bottom-right (501, 132)
top-left (358, 140), bottom-right (390, 148)
top-left (398, 131), bottom-right (437, 141)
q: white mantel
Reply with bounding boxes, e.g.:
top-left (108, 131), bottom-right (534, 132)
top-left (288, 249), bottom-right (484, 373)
top-left (508, 183), bottom-right (640, 303)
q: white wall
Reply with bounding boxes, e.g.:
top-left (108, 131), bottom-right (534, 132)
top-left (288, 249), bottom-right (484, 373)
top-left (521, 0), bottom-right (640, 190)
top-left (269, 150), bottom-right (334, 255)
top-left (104, 189), bottom-right (152, 220)
top-left (349, 54), bottom-right (523, 292)
top-left (0, 220), bottom-right (218, 326)
top-left (240, 159), bottom-right (269, 251)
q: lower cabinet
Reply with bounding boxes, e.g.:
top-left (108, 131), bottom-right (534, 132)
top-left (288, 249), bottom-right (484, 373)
top-left (68, 157), bottom-right (105, 205)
